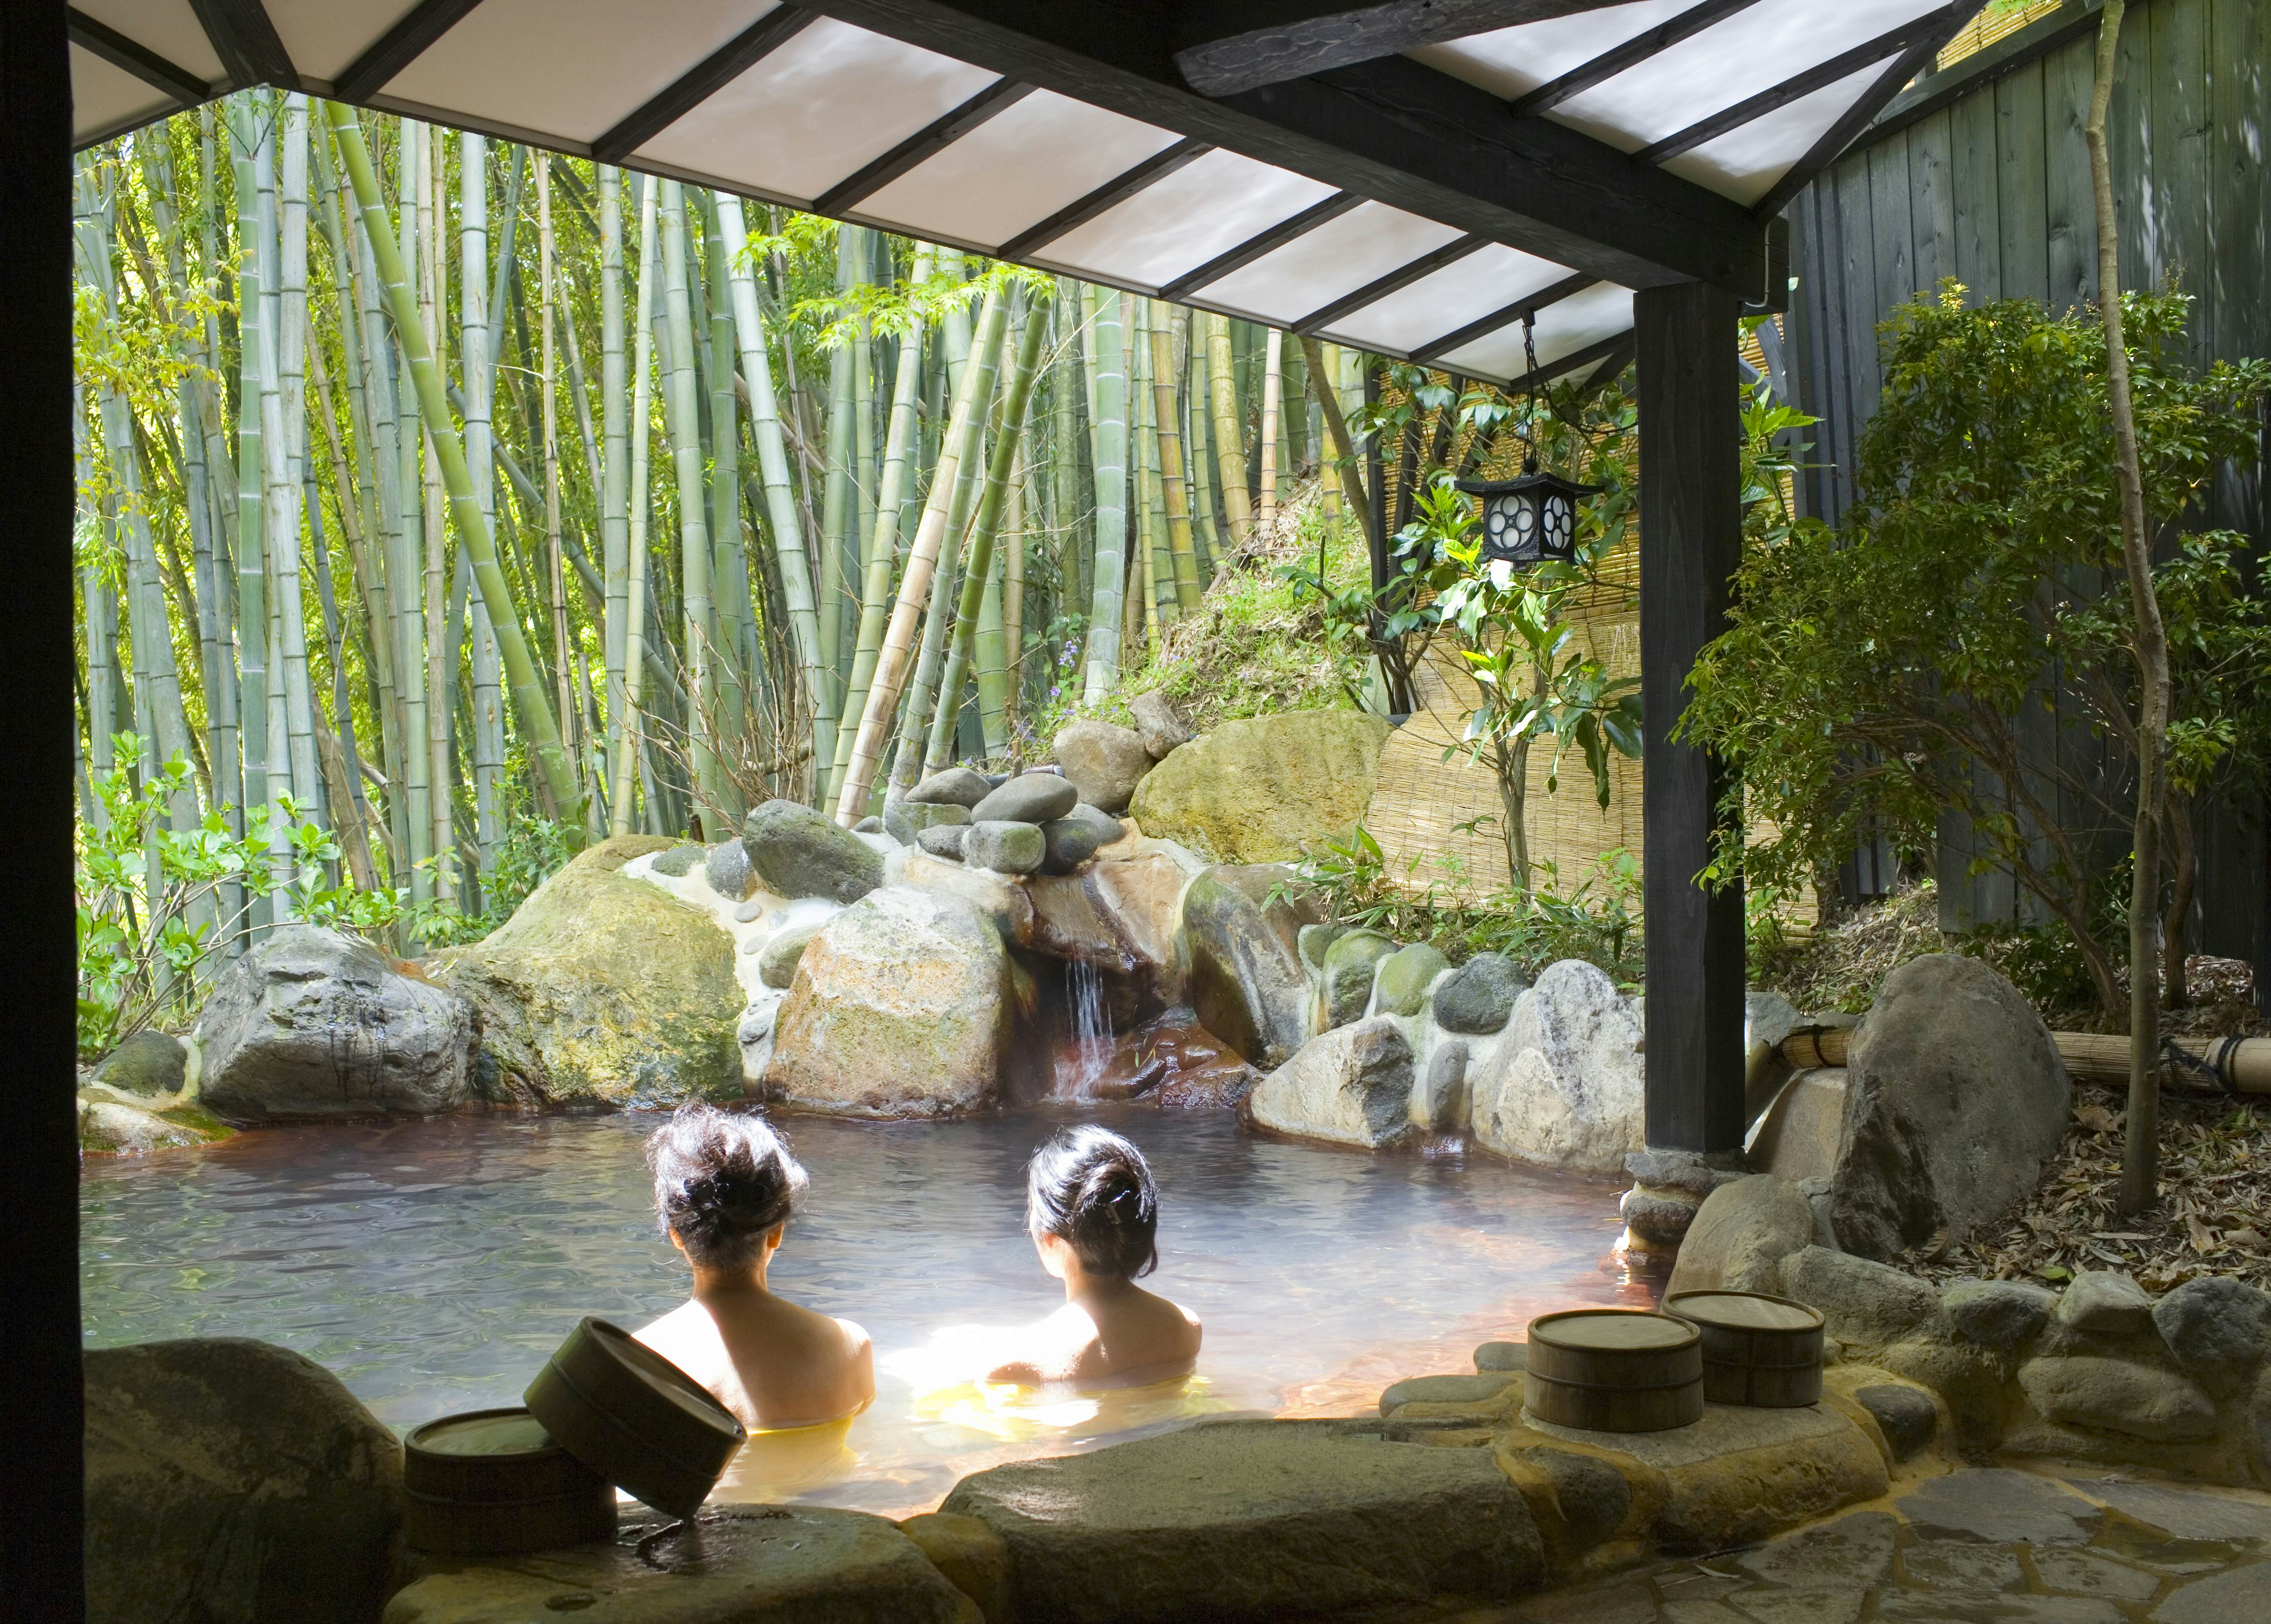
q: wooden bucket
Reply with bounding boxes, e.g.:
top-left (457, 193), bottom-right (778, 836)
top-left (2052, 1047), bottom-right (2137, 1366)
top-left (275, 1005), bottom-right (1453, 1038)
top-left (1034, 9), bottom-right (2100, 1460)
top-left (1523, 1309), bottom-right (1704, 1433)
top-left (402, 1407), bottom-right (616, 1556)
top-left (524, 1317), bottom-right (746, 1518)
top-left (1664, 1289), bottom-right (1825, 1407)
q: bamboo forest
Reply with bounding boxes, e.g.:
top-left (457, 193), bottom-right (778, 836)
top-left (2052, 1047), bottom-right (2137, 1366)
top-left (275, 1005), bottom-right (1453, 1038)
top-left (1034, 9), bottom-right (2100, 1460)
top-left (73, 94), bottom-right (1380, 1047)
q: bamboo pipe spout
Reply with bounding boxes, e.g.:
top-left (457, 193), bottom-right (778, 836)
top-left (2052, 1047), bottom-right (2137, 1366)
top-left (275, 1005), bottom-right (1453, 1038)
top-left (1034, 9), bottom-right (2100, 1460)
top-left (1778, 1024), bottom-right (2270, 1094)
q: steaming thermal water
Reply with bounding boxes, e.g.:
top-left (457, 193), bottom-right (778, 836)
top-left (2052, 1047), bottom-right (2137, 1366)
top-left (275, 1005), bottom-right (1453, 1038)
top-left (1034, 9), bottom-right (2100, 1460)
top-left (79, 1108), bottom-right (1646, 1516)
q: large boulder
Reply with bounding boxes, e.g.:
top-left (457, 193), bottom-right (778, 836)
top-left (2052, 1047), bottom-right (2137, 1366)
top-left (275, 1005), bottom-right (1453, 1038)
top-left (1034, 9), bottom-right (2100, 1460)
top-left (1053, 720), bottom-right (1154, 813)
top-left (1182, 864), bottom-right (1318, 1066)
top-left (436, 836), bottom-right (742, 1109)
top-left (741, 798), bottom-right (885, 904)
top-left (1249, 1019), bottom-right (1414, 1150)
top-left (1777, 1245), bottom-right (1943, 1348)
top-left (766, 885), bottom-right (1013, 1117)
top-left (1665, 1175), bottom-right (1816, 1297)
top-left (1831, 954), bottom-right (2068, 1259)
top-left (1467, 960), bottom-right (1644, 1173)
top-left (2151, 1276), bottom-right (2271, 1397)
top-left (1129, 710), bottom-right (1391, 863)
top-left (940, 1418), bottom-right (1543, 1623)
top-left (84, 1338), bottom-right (402, 1624)
top-left (197, 925), bottom-right (479, 1124)
top-left (1373, 943), bottom-right (1450, 1017)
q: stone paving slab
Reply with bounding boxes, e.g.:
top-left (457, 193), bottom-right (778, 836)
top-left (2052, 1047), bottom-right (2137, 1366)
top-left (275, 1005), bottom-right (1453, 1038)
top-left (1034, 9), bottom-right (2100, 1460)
top-left (1471, 1468), bottom-right (2271, 1624)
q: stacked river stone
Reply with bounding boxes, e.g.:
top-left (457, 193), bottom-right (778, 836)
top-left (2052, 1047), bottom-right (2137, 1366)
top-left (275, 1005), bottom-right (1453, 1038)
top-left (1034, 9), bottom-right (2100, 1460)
top-left (893, 766), bottom-right (1120, 876)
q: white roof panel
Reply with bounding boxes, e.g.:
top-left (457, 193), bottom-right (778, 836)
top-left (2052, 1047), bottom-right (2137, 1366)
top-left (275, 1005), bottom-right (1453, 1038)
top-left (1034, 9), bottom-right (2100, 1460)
top-left (71, 43), bottom-right (179, 144)
top-left (1038, 150), bottom-right (1337, 292)
top-left (635, 19), bottom-right (998, 205)
top-left (1321, 243), bottom-right (1580, 356)
top-left (1202, 202), bottom-right (1464, 325)
top-left (856, 92), bottom-right (1181, 252)
top-left (78, 0), bottom-right (225, 86)
top-left (1437, 282), bottom-right (1637, 380)
top-left (1408, 0), bottom-right (1695, 101)
top-left (266, 0), bottom-right (419, 84)
top-left (385, 0), bottom-right (774, 148)
top-left (1665, 62), bottom-right (1889, 206)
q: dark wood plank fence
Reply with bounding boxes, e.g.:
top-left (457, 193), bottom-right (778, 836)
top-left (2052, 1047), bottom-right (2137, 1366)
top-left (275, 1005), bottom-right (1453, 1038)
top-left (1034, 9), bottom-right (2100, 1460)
top-left (1785, 0), bottom-right (2268, 997)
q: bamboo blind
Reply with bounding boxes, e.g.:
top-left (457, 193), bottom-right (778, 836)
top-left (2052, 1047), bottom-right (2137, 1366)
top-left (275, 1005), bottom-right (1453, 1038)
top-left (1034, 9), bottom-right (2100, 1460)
top-left (1938, 3), bottom-right (2062, 71)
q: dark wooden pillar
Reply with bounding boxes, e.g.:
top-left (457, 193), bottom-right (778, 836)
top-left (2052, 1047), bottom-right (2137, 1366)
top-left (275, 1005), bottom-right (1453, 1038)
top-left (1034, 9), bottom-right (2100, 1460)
top-left (1, 1), bottom-right (85, 1615)
top-left (1635, 281), bottom-right (1746, 1156)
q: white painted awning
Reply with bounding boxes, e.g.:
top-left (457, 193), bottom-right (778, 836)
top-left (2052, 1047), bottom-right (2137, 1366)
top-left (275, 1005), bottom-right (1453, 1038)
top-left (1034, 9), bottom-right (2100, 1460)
top-left (68, 0), bottom-right (1984, 386)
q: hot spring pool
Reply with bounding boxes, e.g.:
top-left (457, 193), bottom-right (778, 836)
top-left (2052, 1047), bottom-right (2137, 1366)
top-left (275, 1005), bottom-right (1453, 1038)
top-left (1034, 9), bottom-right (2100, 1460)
top-left (79, 1106), bottom-right (1647, 1515)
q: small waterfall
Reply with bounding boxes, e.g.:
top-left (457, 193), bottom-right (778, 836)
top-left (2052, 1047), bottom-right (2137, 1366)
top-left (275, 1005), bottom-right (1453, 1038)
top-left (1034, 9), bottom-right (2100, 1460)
top-left (1060, 959), bottom-right (1112, 1096)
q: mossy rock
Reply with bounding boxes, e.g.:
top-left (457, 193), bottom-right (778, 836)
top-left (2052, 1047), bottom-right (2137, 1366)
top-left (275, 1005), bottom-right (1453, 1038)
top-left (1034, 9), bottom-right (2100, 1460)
top-left (1128, 710), bottom-right (1390, 863)
top-left (435, 834), bottom-right (742, 1109)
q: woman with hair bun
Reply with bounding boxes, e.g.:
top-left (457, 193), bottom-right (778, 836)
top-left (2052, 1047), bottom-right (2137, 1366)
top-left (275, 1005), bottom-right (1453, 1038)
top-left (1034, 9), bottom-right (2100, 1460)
top-left (634, 1103), bottom-right (873, 1431)
top-left (985, 1124), bottom-right (1202, 1386)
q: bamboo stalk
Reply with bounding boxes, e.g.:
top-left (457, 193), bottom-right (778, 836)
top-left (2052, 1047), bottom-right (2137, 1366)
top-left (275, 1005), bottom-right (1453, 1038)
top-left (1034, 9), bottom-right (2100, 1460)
top-left (1258, 325), bottom-right (1284, 528)
top-left (1151, 301), bottom-right (1202, 613)
top-left (1082, 288), bottom-right (1128, 701)
top-left (325, 102), bottom-right (584, 836)
top-left (829, 246), bottom-right (932, 803)
top-left (1205, 312), bottom-right (1254, 551)
top-left (926, 293), bottom-right (1049, 774)
top-left (833, 281), bottom-right (1007, 822)
top-left (608, 178), bottom-right (661, 837)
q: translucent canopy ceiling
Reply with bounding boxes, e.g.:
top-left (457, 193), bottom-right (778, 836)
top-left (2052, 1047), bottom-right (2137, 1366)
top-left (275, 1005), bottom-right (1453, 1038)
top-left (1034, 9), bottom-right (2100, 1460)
top-left (69, 0), bottom-right (1981, 387)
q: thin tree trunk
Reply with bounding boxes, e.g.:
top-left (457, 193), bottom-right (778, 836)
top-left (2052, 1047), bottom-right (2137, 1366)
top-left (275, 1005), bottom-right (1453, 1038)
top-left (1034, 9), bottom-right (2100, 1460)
top-left (829, 246), bottom-right (932, 803)
top-left (1082, 288), bottom-right (1128, 701)
top-left (718, 197), bottom-right (826, 800)
top-left (834, 282), bottom-right (1006, 821)
top-left (816, 224), bottom-right (860, 789)
top-left (1258, 326), bottom-right (1284, 528)
top-left (326, 103), bottom-right (584, 835)
top-left (1153, 302), bottom-right (1202, 613)
top-left (226, 98), bottom-right (274, 934)
top-left (1301, 335), bottom-right (1372, 547)
top-left (609, 177), bottom-right (661, 837)
top-left (1205, 312), bottom-right (1255, 551)
top-left (2087, 0), bottom-right (2167, 1215)
top-left (656, 181), bottom-right (720, 822)
top-left (599, 163), bottom-right (629, 844)
top-left (926, 293), bottom-right (1048, 773)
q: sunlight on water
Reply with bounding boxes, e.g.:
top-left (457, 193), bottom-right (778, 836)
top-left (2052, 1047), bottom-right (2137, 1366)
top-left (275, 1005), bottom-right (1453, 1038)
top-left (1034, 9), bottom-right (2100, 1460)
top-left (80, 1106), bottom-right (1647, 1515)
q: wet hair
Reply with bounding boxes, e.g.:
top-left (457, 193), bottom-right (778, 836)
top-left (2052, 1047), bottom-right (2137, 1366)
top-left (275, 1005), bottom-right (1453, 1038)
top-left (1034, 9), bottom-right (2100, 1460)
top-left (1025, 1125), bottom-right (1159, 1280)
top-left (647, 1103), bottom-right (809, 1273)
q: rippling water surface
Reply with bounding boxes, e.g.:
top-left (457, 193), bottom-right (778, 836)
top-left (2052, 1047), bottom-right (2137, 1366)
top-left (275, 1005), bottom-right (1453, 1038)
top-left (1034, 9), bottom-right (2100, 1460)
top-left (80, 1107), bottom-right (1645, 1514)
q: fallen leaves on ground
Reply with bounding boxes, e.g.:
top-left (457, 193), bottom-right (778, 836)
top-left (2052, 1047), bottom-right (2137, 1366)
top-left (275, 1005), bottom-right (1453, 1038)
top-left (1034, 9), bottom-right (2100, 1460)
top-left (1901, 1082), bottom-right (2270, 1292)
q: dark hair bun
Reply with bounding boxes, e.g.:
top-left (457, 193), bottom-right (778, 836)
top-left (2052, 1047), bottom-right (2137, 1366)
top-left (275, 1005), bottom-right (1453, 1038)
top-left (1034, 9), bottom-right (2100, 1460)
top-left (1026, 1125), bottom-right (1159, 1280)
top-left (647, 1103), bottom-right (808, 1273)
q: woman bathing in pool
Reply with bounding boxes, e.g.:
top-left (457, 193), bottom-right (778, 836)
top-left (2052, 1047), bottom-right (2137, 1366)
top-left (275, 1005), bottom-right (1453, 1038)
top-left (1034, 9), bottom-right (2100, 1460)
top-left (985, 1125), bottom-right (1203, 1387)
top-left (635, 1103), bottom-right (874, 1432)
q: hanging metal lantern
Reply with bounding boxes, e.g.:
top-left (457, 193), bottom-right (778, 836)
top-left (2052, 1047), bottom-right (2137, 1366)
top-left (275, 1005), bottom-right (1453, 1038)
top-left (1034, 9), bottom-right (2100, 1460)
top-left (1456, 456), bottom-right (1601, 568)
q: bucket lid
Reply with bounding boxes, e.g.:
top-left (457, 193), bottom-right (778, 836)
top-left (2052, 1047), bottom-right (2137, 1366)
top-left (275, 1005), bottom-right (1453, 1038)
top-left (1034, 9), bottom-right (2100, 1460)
top-left (1664, 1291), bottom-right (1824, 1333)
top-left (408, 1407), bottom-right (563, 1459)
top-left (1528, 1309), bottom-right (1700, 1352)
top-left (526, 1318), bottom-right (745, 1517)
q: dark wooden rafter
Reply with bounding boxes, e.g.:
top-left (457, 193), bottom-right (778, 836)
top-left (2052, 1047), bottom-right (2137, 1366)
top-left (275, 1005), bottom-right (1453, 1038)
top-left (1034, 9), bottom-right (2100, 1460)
top-left (1157, 188), bottom-right (1359, 301)
top-left (1507, 0), bottom-right (1765, 118)
top-left (1492, 327), bottom-right (1630, 395)
top-left (1410, 269), bottom-right (1593, 365)
top-left (187, 0), bottom-right (294, 89)
top-left (1748, 1), bottom-right (1982, 219)
top-left (812, 0), bottom-right (1769, 292)
top-left (67, 8), bottom-right (210, 103)
top-left (335, 0), bottom-right (489, 103)
top-left (592, 5), bottom-right (819, 163)
top-left (993, 134), bottom-right (1212, 261)
top-left (1634, 2), bottom-right (1978, 166)
top-left (1174, 0), bottom-right (1631, 96)
top-left (1293, 230), bottom-right (1486, 334)
top-left (812, 75), bottom-right (1031, 215)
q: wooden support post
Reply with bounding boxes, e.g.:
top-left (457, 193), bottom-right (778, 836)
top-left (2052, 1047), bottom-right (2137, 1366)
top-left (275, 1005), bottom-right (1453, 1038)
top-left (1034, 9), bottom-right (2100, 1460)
top-left (1636, 280), bottom-right (1746, 1157)
top-left (3, 0), bottom-right (86, 1611)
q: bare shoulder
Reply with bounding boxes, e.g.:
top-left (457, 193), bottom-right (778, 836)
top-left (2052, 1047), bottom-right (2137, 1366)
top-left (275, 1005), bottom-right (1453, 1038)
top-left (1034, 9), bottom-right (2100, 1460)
top-left (833, 1315), bottom-right (873, 1355)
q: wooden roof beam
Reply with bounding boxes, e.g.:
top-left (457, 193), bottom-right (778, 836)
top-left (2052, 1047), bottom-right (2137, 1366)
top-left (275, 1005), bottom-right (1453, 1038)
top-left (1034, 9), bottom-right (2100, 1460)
top-left (1157, 188), bottom-right (1359, 302)
top-left (813, 0), bottom-right (1771, 293)
top-left (1294, 231), bottom-right (1485, 333)
top-left (1410, 269), bottom-right (1594, 365)
top-left (68, 8), bottom-right (210, 104)
top-left (813, 76), bottom-right (1032, 215)
top-left (995, 134), bottom-right (1213, 261)
top-left (187, 0), bottom-right (294, 90)
top-left (335, 0), bottom-right (490, 103)
top-left (1173, 0), bottom-right (1635, 96)
top-left (593, 6), bottom-right (819, 164)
